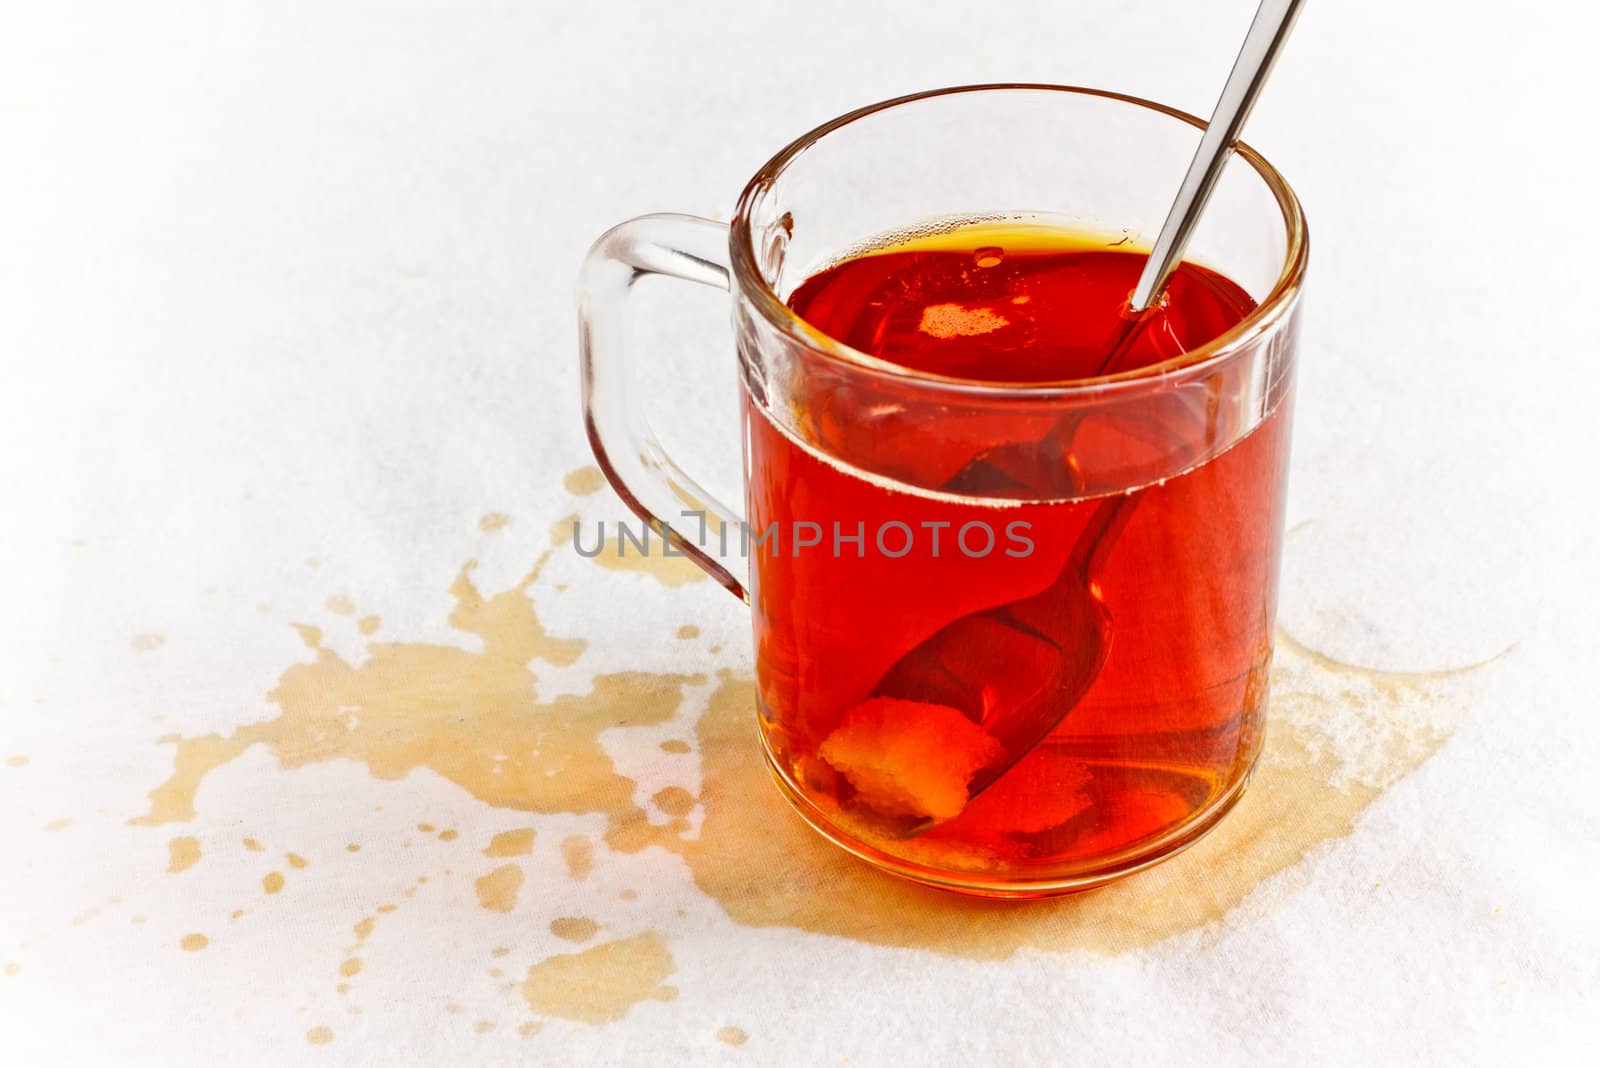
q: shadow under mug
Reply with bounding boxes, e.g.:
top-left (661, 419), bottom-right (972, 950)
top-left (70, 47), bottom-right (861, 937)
top-left (580, 84), bottom-right (1307, 897)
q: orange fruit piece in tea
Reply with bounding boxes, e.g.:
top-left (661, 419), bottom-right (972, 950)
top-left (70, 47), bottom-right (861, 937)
top-left (818, 698), bottom-right (1003, 821)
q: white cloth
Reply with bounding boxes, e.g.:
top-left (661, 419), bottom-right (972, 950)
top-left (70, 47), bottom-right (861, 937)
top-left (1, 1), bottom-right (1594, 1063)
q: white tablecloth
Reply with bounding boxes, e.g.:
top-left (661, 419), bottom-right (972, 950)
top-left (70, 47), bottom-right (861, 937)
top-left (2, 1), bottom-right (1594, 1062)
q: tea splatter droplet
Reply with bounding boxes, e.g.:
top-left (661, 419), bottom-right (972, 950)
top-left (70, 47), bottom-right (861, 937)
top-left (676, 625), bottom-right (699, 640)
top-left (484, 828), bottom-right (535, 858)
top-left (180, 933), bottom-right (208, 952)
top-left (357, 615), bottom-right (380, 636)
top-left (43, 819), bottom-right (71, 832)
top-left (561, 836), bottom-right (594, 880)
top-left (325, 595), bottom-right (355, 616)
top-left (166, 836), bottom-right (201, 873)
top-left (345, 843), bottom-right (361, 853)
top-left (353, 916), bottom-right (377, 942)
top-left (563, 466), bottom-right (605, 495)
top-left (548, 916), bottom-right (599, 943)
top-left (4, 962), bottom-right (20, 976)
top-left (242, 838), bottom-right (264, 853)
top-left (339, 958), bottom-right (361, 977)
top-left (286, 852), bottom-right (309, 869)
top-left (660, 740), bottom-right (691, 754)
top-left (474, 864), bottom-right (523, 912)
top-left (5, 755), bottom-right (28, 767)
top-left (132, 633), bottom-right (166, 652)
top-left (479, 513), bottom-right (511, 532)
top-left (306, 1026), bottom-right (333, 1045)
top-left (652, 786), bottom-right (695, 818)
top-left (521, 933), bottom-right (675, 1024)
top-left (438, 829), bottom-right (458, 842)
top-left (717, 1026), bottom-right (749, 1046)
top-left (518, 1021), bottom-right (541, 1038)
top-left (472, 1019), bottom-right (495, 1034)
top-left (263, 872), bottom-right (285, 894)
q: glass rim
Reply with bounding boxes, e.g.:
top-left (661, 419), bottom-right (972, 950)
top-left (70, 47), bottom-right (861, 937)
top-left (729, 83), bottom-right (1308, 399)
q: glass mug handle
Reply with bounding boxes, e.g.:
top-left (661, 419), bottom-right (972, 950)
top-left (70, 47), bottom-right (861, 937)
top-left (578, 213), bottom-right (749, 602)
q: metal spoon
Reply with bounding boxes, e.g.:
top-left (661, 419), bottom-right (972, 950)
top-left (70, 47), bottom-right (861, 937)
top-left (860, 0), bottom-right (1308, 832)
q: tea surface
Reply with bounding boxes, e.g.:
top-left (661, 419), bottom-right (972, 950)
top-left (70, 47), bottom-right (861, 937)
top-left (786, 224), bottom-right (1255, 381)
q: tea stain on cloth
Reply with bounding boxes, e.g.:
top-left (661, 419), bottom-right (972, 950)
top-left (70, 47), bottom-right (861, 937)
top-left (474, 864), bottom-right (524, 912)
top-left (133, 537), bottom-right (1490, 962)
top-left (562, 836), bottom-right (595, 880)
top-left (166, 836), bottom-right (201, 873)
top-left (660, 641), bottom-right (1492, 959)
top-left (563, 465), bottom-right (606, 496)
top-left (113, 489), bottom-right (1501, 1036)
top-left (484, 829), bottom-right (536, 858)
top-left (131, 555), bottom-right (694, 828)
top-left (521, 933), bottom-right (677, 1024)
top-left (122, 547), bottom-right (699, 1027)
top-left (549, 916), bottom-right (600, 943)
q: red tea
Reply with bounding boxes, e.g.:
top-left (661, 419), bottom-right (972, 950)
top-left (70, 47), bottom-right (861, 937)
top-left (743, 222), bottom-right (1293, 890)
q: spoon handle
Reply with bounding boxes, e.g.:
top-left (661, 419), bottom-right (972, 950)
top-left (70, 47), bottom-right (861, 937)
top-left (1130, 0), bottom-right (1308, 312)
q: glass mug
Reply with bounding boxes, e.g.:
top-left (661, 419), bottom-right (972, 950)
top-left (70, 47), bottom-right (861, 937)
top-left (579, 85), bottom-right (1306, 897)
